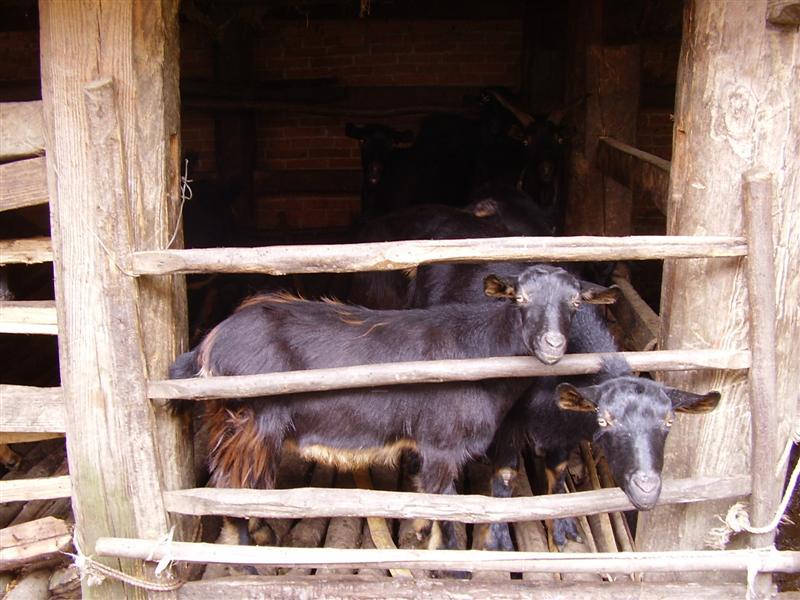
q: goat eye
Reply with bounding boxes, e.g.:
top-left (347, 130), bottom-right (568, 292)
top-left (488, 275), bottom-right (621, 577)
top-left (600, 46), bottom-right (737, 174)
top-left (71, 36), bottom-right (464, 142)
top-left (515, 295), bottom-right (528, 304)
top-left (571, 299), bottom-right (581, 310)
top-left (597, 417), bottom-right (608, 427)
top-left (665, 418), bottom-right (674, 428)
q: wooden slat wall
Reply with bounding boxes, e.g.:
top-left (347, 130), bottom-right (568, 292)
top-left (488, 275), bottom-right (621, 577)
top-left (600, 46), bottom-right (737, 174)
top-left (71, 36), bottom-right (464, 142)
top-left (0, 102), bottom-right (45, 161)
top-left (0, 157), bottom-right (49, 212)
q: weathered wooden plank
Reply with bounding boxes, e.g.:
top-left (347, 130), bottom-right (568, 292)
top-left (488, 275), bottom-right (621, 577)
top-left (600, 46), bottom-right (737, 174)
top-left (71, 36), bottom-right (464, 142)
top-left (130, 235), bottom-right (748, 276)
top-left (174, 577), bottom-right (748, 600)
top-left (0, 433), bottom-right (64, 445)
top-left (163, 475), bottom-right (749, 523)
top-left (0, 157), bottom-right (49, 212)
top-left (0, 385), bottom-right (64, 433)
top-left (96, 539), bottom-right (800, 574)
top-left (0, 102), bottom-right (44, 160)
top-left (637, 3), bottom-right (800, 592)
top-left (0, 517), bottom-right (72, 573)
top-left (767, 0), bottom-right (800, 25)
top-left (0, 238), bottom-right (53, 265)
top-left (40, 2), bottom-right (191, 598)
top-left (149, 349), bottom-right (750, 401)
top-left (0, 476), bottom-right (71, 502)
top-left (0, 301), bottom-right (58, 335)
top-left (597, 137), bottom-right (670, 215)
top-left (611, 264), bottom-right (661, 351)
top-left (743, 169), bottom-right (780, 550)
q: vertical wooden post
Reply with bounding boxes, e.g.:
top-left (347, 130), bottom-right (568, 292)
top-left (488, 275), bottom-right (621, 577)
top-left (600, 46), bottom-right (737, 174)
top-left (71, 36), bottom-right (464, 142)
top-left (38, 1), bottom-right (192, 598)
top-left (564, 1), bottom-right (640, 238)
top-left (636, 0), bottom-right (800, 589)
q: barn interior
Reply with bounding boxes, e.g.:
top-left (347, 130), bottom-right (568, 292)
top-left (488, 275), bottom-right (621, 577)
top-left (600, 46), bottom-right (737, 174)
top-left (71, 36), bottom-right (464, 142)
top-left (1, 0), bottom-right (798, 595)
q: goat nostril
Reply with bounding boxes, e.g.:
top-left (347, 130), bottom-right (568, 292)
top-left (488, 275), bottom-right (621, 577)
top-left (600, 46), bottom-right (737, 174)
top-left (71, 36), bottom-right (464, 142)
top-left (543, 332), bottom-right (566, 349)
top-left (632, 473), bottom-right (659, 494)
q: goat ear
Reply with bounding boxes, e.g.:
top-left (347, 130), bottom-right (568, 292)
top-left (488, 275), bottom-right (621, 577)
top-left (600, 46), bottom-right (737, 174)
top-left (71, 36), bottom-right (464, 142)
top-left (393, 129), bottom-right (415, 145)
top-left (471, 198), bottom-right (499, 218)
top-left (556, 383), bottom-right (598, 412)
top-left (581, 282), bottom-right (619, 305)
top-left (344, 123), bottom-right (363, 140)
top-left (484, 275), bottom-right (517, 299)
top-left (666, 388), bottom-right (721, 414)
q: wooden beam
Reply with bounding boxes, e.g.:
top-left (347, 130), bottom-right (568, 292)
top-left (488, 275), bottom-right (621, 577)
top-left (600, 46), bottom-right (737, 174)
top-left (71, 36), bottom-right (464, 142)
top-left (0, 517), bottom-right (72, 573)
top-left (0, 301), bottom-right (58, 335)
top-left (0, 102), bottom-right (44, 160)
top-left (96, 539), bottom-right (800, 574)
top-left (0, 385), bottom-right (64, 433)
top-left (743, 170), bottom-right (780, 549)
top-left (596, 137), bottom-right (670, 215)
top-left (0, 157), bottom-right (49, 212)
top-left (0, 433), bottom-right (64, 444)
top-left (149, 349), bottom-right (750, 401)
top-left (767, 0), bottom-right (800, 25)
top-left (0, 237), bottom-right (53, 265)
top-left (610, 264), bottom-right (661, 351)
top-left (163, 476), bottom-right (749, 523)
top-left (636, 2), bottom-right (800, 589)
top-left (0, 476), bottom-right (71, 503)
top-left (174, 576), bottom-right (748, 600)
top-left (130, 236), bottom-right (748, 276)
top-left (39, 3), bottom-right (193, 598)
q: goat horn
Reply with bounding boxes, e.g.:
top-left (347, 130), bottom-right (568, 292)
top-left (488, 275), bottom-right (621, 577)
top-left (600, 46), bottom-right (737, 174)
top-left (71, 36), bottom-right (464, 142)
top-left (487, 90), bottom-right (535, 129)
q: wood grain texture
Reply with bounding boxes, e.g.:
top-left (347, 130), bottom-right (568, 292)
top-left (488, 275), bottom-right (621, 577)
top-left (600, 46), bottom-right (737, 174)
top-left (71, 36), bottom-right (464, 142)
top-left (96, 538), bottom-right (800, 574)
top-left (0, 102), bottom-right (44, 160)
top-left (173, 576), bottom-right (748, 600)
top-left (0, 385), bottom-right (64, 433)
top-left (0, 517), bottom-right (72, 572)
top-left (130, 235), bottom-right (748, 276)
top-left (39, 2), bottom-right (190, 598)
top-left (0, 157), bottom-right (49, 212)
top-left (162, 476), bottom-right (749, 523)
top-left (0, 237), bottom-right (53, 265)
top-left (0, 476), bottom-right (71, 503)
top-left (149, 349), bottom-right (750, 401)
top-left (636, 0), bottom-right (800, 585)
top-left (0, 301), bottom-right (57, 335)
top-left (767, 0), bottom-right (800, 25)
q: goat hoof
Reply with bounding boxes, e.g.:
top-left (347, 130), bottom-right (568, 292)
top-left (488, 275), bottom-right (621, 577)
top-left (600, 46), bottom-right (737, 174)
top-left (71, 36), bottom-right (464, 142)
top-left (553, 517), bottom-right (582, 549)
top-left (433, 569), bottom-right (471, 580)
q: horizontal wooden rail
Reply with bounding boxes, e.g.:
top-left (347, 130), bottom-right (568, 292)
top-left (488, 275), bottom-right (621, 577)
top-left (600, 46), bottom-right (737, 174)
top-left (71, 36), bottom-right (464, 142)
top-left (0, 101), bottom-right (44, 160)
top-left (95, 539), bottom-right (800, 574)
top-left (165, 475), bottom-right (748, 522)
top-left (0, 157), bottom-right (49, 212)
top-left (0, 237), bottom-right (53, 265)
top-left (597, 137), bottom-right (670, 215)
top-left (0, 475), bottom-right (71, 502)
top-left (130, 235), bottom-right (747, 276)
top-left (150, 349), bottom-right (750, 401)
top-left (174, 577), bottom-right (748, 600)
top-left (0, 385), bottom-right (64, 433)
top-left (0, 301), bottom-right (58, 334)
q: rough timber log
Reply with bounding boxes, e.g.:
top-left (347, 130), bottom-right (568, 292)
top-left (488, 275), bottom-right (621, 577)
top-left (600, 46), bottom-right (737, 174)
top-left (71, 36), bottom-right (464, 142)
top-left (0, 102), bottom-right (44, 160)
top-left (0, 157), bottom-right (49, 212)
top-left (636, 1), bottom-right (800, 592)
top-left (39, 2), bottom-right (192, 598)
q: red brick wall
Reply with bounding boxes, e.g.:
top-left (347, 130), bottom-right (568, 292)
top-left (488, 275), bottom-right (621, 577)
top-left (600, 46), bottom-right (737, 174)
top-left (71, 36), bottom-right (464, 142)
top-left (179, 18), bottom-right (523, 231)
top-left (254, 20), bottom-right (522, 86)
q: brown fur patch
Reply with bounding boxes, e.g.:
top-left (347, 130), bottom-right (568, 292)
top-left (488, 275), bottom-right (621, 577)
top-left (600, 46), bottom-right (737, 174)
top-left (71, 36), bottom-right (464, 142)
top-left (403, 266), bottom-right (417, 280)
top-left (283, 438), bottom-right (418, 471)
top-left (206, 402), bottom-right (275, 489)
top-left (237, 291), bottom-right (302, 312)
top-left (197, 325), bottom-right (222, 377)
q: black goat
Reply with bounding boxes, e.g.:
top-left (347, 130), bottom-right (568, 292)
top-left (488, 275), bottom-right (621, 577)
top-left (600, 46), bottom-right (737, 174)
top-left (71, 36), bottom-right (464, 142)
top-left (170, 265), bottom-right (586, 554)
top-left (483, 304), bottom-right (721, 551)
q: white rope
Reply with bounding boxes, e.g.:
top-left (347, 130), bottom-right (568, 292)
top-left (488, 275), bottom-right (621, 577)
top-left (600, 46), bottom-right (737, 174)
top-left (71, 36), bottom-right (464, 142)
top-left (706, 429), bottom-right (800, 549)
top-left (66, 534), bottom-right (184, 591)
top-left (167, 158), bottom-right (193, 249)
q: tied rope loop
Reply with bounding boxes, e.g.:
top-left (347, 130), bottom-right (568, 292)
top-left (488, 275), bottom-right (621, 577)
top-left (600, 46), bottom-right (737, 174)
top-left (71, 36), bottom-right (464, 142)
top-left (706, 428), bottom-right (800, 549)
top-left (167, 158), bottom-right (194, 249)
top-left (66, 534), bottom-right (185, 591)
